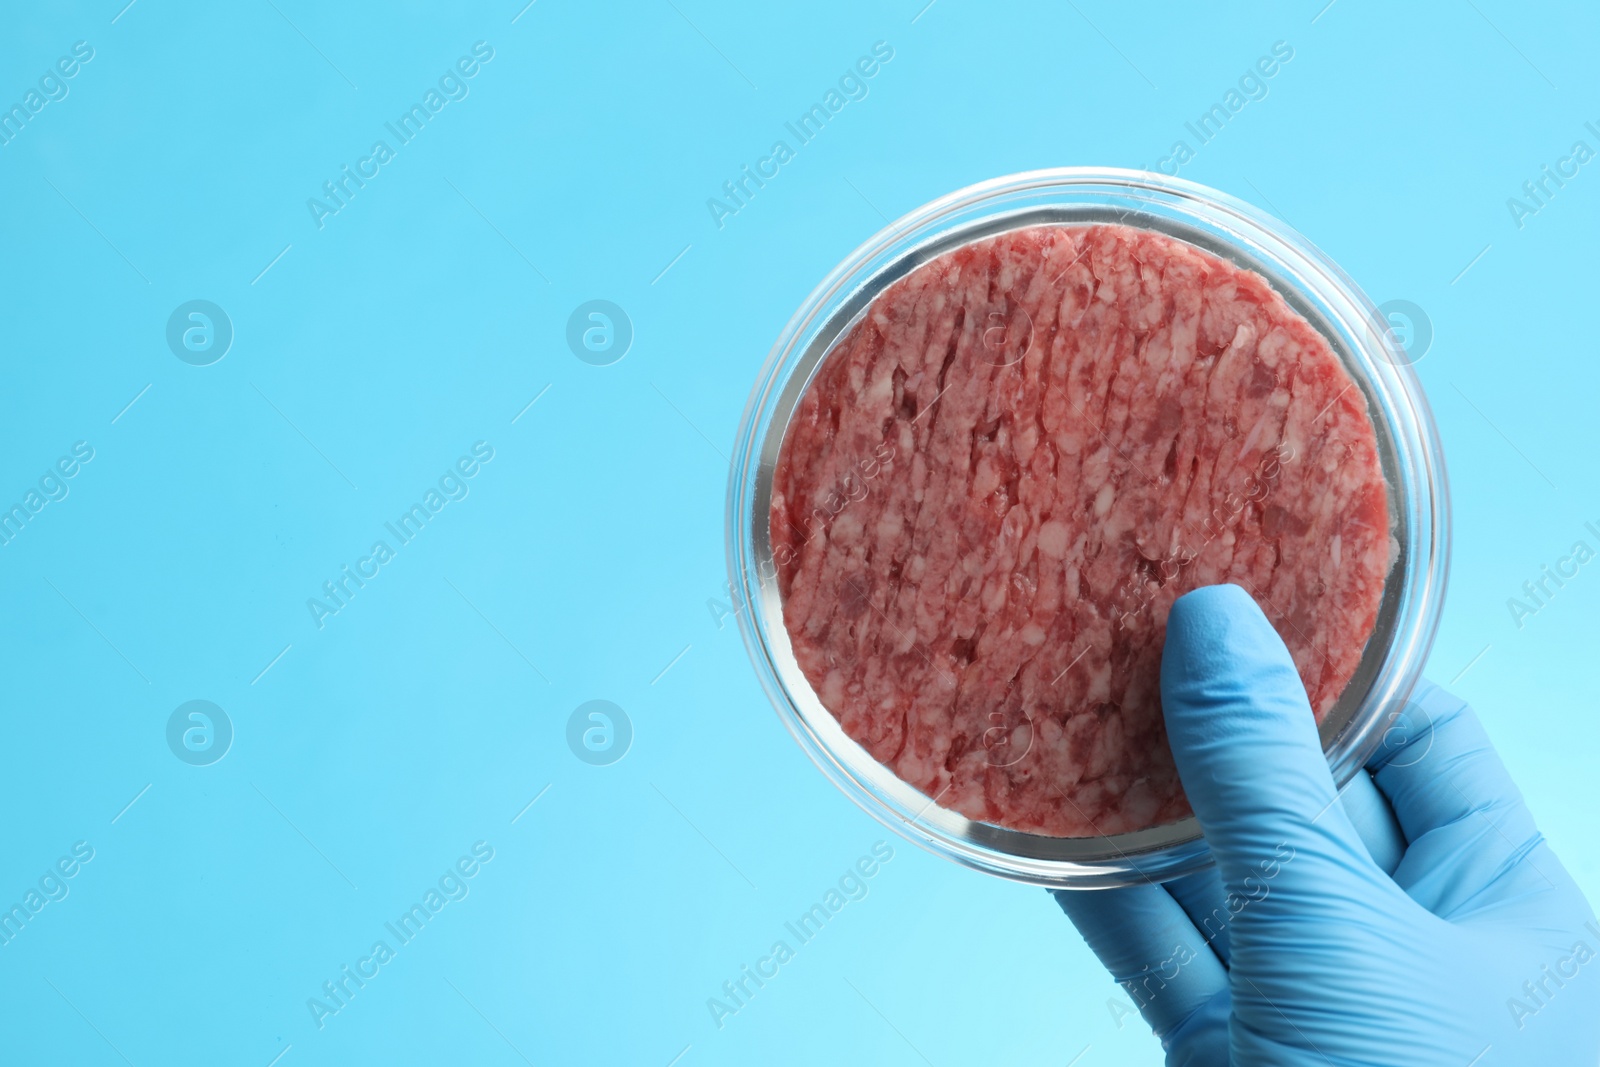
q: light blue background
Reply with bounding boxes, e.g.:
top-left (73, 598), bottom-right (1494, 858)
top-left (1, 1), bottom-right (1595, 1063)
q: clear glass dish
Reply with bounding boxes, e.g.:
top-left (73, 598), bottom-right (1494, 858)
top-left (726, 168), bottom-right (1449, 888)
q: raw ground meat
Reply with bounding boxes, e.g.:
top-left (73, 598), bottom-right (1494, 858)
top-left (769, 223), bottom-right (1394, 838)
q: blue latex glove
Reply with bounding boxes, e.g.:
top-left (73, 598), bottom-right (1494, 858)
top-left (1054, 584), bottom-right (1600, 1066)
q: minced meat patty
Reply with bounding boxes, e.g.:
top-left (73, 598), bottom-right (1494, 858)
top-left (769, 223), bottom-right (1393, 838)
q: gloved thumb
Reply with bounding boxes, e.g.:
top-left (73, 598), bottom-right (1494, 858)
top-left (1160, 584), bottom-right (1387, 908)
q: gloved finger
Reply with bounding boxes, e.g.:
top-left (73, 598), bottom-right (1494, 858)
top-left (1367, 682), bottom-right (1543, 918)
top-left (1338, 769), bottom-right (1405, 876)
top-left (1159, 772), bottom-right (1405, 973)
top-left (1162, 868), bottom-right (1233, 966)
top-left (1161, 989), bottom-right (1231, 1067)
top-left (1051, 883), bottom-right (1228, 1043)
top-left (1159, 584), bottom-right (1391, 908)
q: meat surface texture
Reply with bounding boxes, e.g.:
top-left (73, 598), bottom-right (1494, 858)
top-left (769, 223), bottom-right (1393, 838)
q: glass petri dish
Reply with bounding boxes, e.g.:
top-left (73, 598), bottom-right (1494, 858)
top-left (726, 168), bottom-right (1449, 889)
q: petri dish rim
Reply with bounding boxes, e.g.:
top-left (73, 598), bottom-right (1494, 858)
top-left (726, 167), bottom-right (1449, 889)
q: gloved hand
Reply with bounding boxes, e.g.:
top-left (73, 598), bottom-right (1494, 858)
top-left (1054, 584), bottom-right (1600, 1066)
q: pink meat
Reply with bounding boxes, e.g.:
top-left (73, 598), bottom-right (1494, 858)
top-left (769, 223), bottom-right (1393, 838)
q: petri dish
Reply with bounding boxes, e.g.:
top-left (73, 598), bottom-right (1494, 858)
top-left (726, 168), bottom-right (1448, 888)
